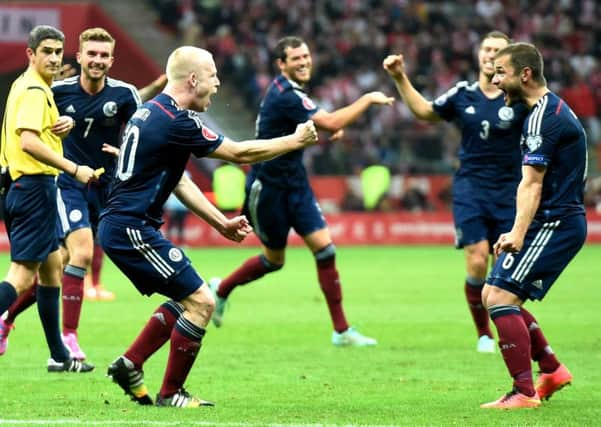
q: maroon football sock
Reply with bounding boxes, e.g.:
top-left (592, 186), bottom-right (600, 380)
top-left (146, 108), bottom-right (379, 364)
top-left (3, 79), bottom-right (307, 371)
top-left (217, 255), bottom-right (270, 299)
top-left (317, 257), bottom-right (349, 333)
top-left (5, 282), bottom-right (37, 324)
top-left (520, 307), bottom-right (560, 373)
top-left (91, 243), bottom-right (104, 288)
top-left (159, 317), bottom-right (205, 398)
top-left (490, 305), bottom-right (535, 396)
top-left (124, 301), bottom-right (182, 369)
top-left (464, 282), bottom-right (493, 338)
top-left (61, 265), bottom-right (86, 334)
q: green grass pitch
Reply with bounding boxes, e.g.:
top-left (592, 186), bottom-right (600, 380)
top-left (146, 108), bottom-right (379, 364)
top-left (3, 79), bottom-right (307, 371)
top-left (0, 245), bottom-right (599, 426)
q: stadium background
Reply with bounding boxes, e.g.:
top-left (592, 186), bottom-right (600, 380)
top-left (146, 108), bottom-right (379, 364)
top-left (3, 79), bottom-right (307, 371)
top-left (1, 0), bottom-right (601, 246)
top-left (1, 3), bottom-right (600, 425)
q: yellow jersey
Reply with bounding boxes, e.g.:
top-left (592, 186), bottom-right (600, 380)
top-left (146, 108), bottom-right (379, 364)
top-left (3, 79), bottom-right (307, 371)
top-left (1, 67), bottom-right (62, 180)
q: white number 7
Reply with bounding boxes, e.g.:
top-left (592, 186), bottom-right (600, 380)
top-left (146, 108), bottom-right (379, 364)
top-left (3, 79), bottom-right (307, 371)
top-left (83, 118), bottom-right (94, 138)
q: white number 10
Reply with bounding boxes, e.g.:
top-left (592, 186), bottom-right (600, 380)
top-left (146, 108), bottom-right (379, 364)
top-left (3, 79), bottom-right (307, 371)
top-left (116, 124), bottom-right (140, 181)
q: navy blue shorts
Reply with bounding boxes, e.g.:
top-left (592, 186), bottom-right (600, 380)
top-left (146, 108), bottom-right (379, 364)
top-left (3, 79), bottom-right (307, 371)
top-left (5, 175), bottom-right (59, 262)
top-left (452, 178), bottom-right (517, 249)
top-left (242, 177), bottom-right (326, 250)
top-left (487, 214), bottom-right (586, 301)
top-left (57, 179), bottom-right (108, 239)
top-left (97, 217), bottom-right (203, 300)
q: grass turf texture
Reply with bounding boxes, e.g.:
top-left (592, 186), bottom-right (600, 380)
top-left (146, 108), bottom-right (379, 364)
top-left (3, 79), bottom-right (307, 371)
top-left (0, 245), bottom-right (599, 426)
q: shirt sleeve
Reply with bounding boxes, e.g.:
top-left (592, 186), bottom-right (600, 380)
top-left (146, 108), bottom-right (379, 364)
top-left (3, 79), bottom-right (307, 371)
top-left (522, 109), bottom-right (562, 167)
top-left (15, 87), bottom-right (47, 134)
top-left (168, 110), bottom-right (224, 157)
top-left (279, 89), bottom-right (319, 123)
top-left (432, 82), bottom-right (466, 121)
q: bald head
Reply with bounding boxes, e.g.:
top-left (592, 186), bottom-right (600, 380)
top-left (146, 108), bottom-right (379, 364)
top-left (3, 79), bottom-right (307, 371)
top-left (163, 46), bottom-right (220, 112)
top-left (166, 46), bottom-right (214, 82)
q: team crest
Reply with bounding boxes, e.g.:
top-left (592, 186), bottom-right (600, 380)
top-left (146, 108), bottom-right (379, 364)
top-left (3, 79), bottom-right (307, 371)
top-left (302, 96), bottom-right (316, 110)
top-left (525, 134), bottom-right (543, 152)
top-left (103, 101), bottom-right (118, 117)
top-left (498, 106), bottom-right (514, 121)
top-left (202, 126), bottom-right (219, 141)
top-left (168, 248), bottom-right (183, 262)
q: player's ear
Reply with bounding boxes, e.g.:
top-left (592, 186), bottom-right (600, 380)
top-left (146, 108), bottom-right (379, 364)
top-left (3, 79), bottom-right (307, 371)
top-left (189, 72), bottom-right (197, 88)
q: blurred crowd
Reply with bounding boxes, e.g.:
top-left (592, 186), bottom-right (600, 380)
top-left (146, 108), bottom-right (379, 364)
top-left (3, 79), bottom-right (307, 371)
top-left (149, 0), bottom-right (601, 206)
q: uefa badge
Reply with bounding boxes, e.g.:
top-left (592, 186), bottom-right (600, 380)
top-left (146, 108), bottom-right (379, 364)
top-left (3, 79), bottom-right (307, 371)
top-left (302, 96), bottom-right (316, 110)
top-left (201, 126), bottom-right (219, 141)
top-left (103, 101), bottom-right (118, 117)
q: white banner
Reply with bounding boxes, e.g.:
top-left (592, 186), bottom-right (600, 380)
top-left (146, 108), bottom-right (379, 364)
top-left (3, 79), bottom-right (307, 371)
top-left (0, 7), bottom-right (59, 42)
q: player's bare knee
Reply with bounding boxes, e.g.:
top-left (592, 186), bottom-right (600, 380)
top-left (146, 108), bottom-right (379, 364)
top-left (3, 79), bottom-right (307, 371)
top-left (183, 286), bottom-right (215, 321)
top-left (467, 253), bottom-right (488, 278)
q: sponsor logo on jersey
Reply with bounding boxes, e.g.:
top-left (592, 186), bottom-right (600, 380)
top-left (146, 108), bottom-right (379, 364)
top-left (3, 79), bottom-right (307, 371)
top-left (103, 101), bottom-right (118, 117)
top-left (532, 279), bottom-right (543, 290)
top-left (202, 126), bottom-right (219, 141)
top-left (302, 96), bottom-right (316, 110)
top-left (498, 106), bottom-right (514, 121)
top-left (65, 104), bottom-right (76, 113)
top-left (168, 248), bottom-right (183, 262)
top-left (464, 105), bottom-right (476, 114)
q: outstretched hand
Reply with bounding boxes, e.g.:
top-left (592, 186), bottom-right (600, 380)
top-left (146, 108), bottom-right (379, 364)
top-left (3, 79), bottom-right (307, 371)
top-left (329, 129), bottom-right (345, 142)
top-left (382, 54), bottom-right (407, 79)
top-left (57, 63), bottom-right (76, 80)
top-left (51, 115), bottom-right (75, 139)
top-left (220, 215), bottom-right (253, 243)
top-left (295, 120), bottom-right (318, 146)
top-left (102, 143), bottom-right (120, 157)
top-left (367, 91), bottom-right (395, 105)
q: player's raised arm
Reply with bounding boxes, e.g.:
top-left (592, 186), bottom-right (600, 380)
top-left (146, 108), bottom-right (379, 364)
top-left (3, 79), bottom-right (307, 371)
top-left (383, 53), bottom-right (441, 122)
top-left (208, 120), bottom-right (317, 164)
top-left (311, 91), bottom-right (394, 133)
top-left (138, 74), bottom-right (167, 102)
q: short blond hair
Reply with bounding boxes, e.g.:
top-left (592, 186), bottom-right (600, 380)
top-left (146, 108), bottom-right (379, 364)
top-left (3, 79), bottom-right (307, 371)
top-left (166, 46), bottom-right (213, 82)
top-left (79, 27), bottom-right (115, 51)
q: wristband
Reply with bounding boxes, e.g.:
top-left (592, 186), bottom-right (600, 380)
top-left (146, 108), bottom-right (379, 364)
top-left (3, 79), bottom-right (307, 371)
top-left (71, 165), bottom-right (79, 177)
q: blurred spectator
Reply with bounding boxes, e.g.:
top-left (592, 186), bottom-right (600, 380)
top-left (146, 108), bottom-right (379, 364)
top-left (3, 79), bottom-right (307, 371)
top-left (148, 0), bottom-right (601, 180)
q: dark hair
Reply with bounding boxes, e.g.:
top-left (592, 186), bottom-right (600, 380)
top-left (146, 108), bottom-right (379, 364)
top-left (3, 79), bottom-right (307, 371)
top-left (496, 42), bottom-right (546, 85)
top-left (481, 30), bottom-right (512, 46)
top-left (274, 36), bottom-right (306, 61)
top-left (28, 25), bottom-right (65, 51)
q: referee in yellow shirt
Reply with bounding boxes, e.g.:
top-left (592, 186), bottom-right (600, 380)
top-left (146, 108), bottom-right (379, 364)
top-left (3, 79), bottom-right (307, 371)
top-left (0, 25), bottom-right (95, 372)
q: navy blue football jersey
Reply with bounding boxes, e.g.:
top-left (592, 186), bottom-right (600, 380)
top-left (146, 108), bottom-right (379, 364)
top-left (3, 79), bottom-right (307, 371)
top-left (520, 91), bottom-right (587, 219)
top-left (101, 93), bottom-right (224, 227)
top-left (433, 81), bottom-right (529, 185)
top-left (52, 76), bottom-right (141, 185)
top-left (253, 75), bottom-right (318, 188)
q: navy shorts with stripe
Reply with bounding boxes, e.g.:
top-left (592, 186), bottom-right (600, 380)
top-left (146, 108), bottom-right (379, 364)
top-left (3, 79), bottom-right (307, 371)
top-left (453, 177), bottom-right (517, 249)
top-left (487, 214), bottom-right (586, 301)
top-left (57, 180), bottom-right (109, 239)
top-left (242, 177), bottom-right (326, 250)
top-left (5, 175), bottom-right (59, 262)
top-left (98, 217), bottom-right (203, 300)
